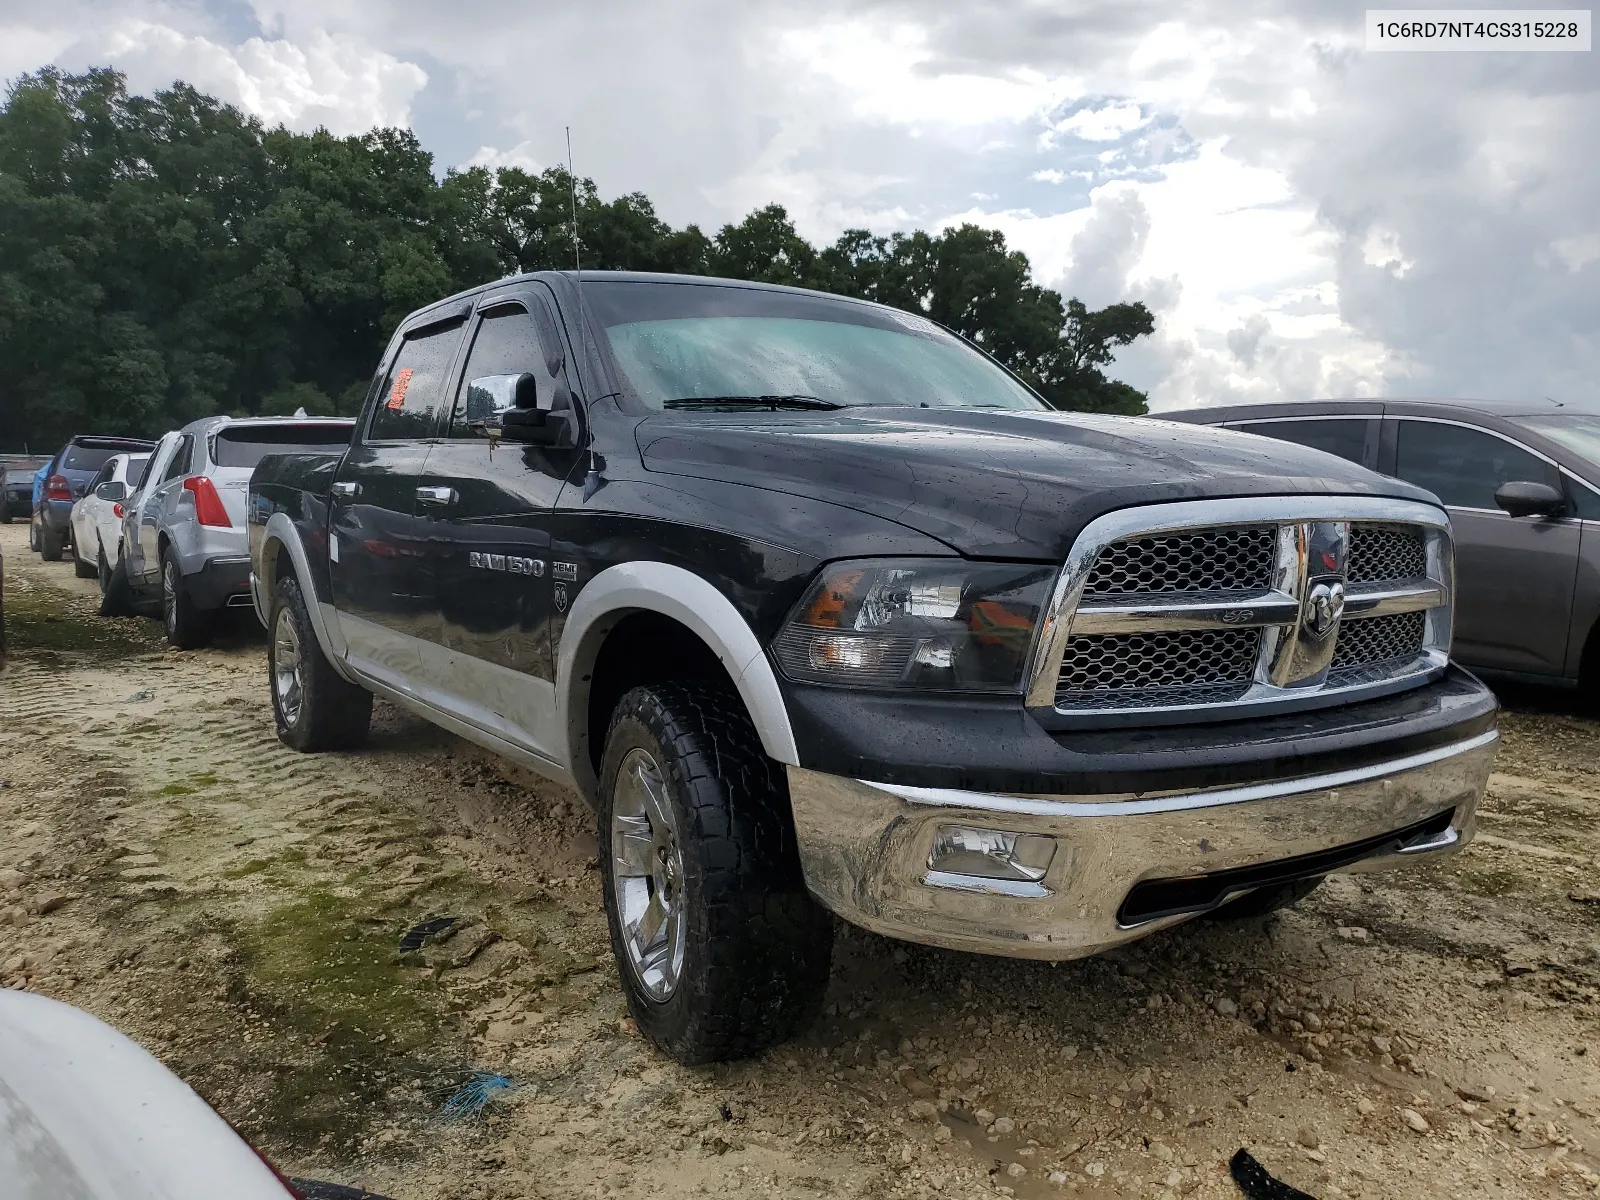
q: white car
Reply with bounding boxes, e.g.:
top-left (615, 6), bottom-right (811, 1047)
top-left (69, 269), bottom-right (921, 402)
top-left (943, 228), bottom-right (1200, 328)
top-left (0, 990), bottom-right (386, 1199)
top-left (68, 451), bottom-right (150, 585)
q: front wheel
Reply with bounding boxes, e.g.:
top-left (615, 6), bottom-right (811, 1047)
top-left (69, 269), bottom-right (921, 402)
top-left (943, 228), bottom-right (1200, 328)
top-left (598, 682), bottom-right (833, 1064)
top-left (268, 573), bottom-right (371, 752)
top-left (98, 548), bottom-right (135, 618)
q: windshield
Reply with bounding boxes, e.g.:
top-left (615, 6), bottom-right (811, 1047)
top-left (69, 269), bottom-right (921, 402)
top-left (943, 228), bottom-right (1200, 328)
top-left (213, 424), bottom-right (353, 468)
top-left (1512, 414), bottom-right (1600, 467)
top-left (585, 280), bottom-right (1046, 412)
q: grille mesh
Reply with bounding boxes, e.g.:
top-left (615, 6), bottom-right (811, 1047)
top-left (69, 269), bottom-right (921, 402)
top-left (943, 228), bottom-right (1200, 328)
top-left (1331, 610), bottom-right (1426, 672)
top-left (1083, 527), bottom-right (1276, 597)
top-left (1057, 628), bottom-right (1261, 697)
top-left (1347, 524), bottom-right (1427, 584)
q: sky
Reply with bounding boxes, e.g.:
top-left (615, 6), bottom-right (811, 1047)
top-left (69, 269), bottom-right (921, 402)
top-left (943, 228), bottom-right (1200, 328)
top-left (2, 0), bottom-right (1597, 410)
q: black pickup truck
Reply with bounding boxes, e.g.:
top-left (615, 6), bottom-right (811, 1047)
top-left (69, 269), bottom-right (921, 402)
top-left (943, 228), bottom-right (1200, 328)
top-left (249, 271), bottom-right (1498, 1063)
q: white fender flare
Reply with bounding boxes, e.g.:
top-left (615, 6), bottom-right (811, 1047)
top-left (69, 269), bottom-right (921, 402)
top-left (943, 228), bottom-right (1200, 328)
top-left (557, 561), bottom-right (800, 798)
top-left (258, 512), bottom-right (357, 681)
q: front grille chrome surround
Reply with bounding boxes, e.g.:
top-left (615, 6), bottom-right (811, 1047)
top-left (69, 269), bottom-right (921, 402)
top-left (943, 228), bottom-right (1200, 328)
top-left (1025, 497), bottom-right (1454, 728)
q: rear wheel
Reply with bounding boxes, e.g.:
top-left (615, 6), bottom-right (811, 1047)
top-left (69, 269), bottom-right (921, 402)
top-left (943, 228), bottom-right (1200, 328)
top-left (268, 573), bottom-right (371, 751)
top-left (598, 682), bottom-right (833, 1064)
top-left (72, 536), bottom-right (96, 578)
top-left (1202, 876), bottom-right (1324, 920)
top-left (28, 515), bottom-right (39, 552)
top-left (161, 548), bottom-right (214, 649)
top-left (39, 521), bottom-right (63, 562)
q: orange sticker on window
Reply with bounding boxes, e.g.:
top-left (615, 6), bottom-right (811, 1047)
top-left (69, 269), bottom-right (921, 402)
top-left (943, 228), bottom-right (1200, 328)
top-left (386, 367), bottom-right (415, 410)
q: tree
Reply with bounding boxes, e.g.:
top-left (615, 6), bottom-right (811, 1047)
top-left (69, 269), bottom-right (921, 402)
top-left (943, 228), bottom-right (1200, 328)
top-left (0, 68), bottom-right (1156, 451)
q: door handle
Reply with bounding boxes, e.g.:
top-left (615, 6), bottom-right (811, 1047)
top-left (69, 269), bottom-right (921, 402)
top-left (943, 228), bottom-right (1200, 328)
top-left (415, 486), bottom-right (457, 506)
top-left (331, 480), bottom-right (360, 498)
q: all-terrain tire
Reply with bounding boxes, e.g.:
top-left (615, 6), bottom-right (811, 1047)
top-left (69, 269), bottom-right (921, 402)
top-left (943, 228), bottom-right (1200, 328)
top-left (1202, 876), bottom-right (1324, 920)
top-left (268, 573), bottom-right (372, 752)
top-left (39, 522), bottom-right (63, 562)
top-left (98, 547), bottom-right (135, 618)
top-left (160, 546), bottom-right (214, 650)
top-left (72, 537), bottom-right (97, 578)
top-left (598, 682), bottom-right (834, 1064)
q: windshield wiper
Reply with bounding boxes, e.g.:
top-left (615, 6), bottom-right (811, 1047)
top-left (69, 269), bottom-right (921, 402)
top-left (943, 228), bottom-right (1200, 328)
top-left (663, 394), bottom-right (844, 411)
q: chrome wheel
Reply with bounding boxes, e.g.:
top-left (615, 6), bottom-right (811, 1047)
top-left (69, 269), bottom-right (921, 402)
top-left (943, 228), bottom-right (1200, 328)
top-left (272, 606), bottom-right (304, 727)
top-left (162, 559), bottom-right (178, 636)
top-left (610, 747), bottom-right (687, 1001)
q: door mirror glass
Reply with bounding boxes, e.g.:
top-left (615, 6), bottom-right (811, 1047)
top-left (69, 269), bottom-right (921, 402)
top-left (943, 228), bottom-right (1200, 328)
top-left (464, 373), bottom-right (542, 425)
top-left (94, 481), bottom-right (128, 502)
top-left (1494, 480), bottom-right (1568, 519)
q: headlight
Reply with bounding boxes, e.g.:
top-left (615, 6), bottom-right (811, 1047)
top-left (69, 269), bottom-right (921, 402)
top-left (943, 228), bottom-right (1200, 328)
top-left (772, 559), bottom-right (1055, 692)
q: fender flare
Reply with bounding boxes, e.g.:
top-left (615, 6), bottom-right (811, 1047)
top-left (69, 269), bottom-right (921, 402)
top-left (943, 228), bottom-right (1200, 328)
top-left (258, 512), bottom-right (357, 682)
top-left (557, 561), bottom-right (800, 799)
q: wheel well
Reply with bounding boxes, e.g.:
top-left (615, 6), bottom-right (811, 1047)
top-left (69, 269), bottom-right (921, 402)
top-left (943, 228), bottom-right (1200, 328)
top-left (268, 540), bottom-right (294, 596)
top-left (1580, 617), bottom-right (1600, 689)
top-left (585, 611), bottom-right (740, 775)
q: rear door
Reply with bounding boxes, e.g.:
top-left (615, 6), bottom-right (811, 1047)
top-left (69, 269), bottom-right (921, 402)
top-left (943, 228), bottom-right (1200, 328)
top-left (73, 457), bottom-right (119, 556)
top-left (1388, 416), bottom-right (1578, 676)
top-left (1224, 415), bottom-right (1379, 470)
top-left (329, 316), bottom-right (465, 683)
top-left (132, 434), bottom-right (195, 586)
top-left (407, 288), bottom-right (582, 757)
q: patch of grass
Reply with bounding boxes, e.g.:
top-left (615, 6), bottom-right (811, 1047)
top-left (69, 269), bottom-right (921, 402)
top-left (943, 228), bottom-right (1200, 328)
top-left (2, 576), bottom-right (163, 657)
top-left (159, 782), bottom-right (196, 796)
top-left (189, 772), bottom-right (221, 788)
top-left (236, 888), bottom-right (448, 1147)
top-left (223, 858), bottom-right (272, 879)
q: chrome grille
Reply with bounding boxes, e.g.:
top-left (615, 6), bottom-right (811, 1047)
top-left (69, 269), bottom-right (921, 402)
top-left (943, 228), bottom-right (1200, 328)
top-left (1032, 498), bottom-right (1454, 724)
top-left (1331, 610), bottom-right (1426, 673)
top-left (1083, 527), bottom-right (1275, 597)
top-left (1348, 524), bottom-right (1427, 584)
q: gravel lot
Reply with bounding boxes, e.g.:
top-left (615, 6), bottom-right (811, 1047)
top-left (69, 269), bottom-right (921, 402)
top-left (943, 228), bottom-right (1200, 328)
top-left (2, 519), bottom-right (1598, 1200)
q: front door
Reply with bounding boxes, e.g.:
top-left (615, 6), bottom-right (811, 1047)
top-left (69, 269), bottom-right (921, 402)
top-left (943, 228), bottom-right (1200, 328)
top-left (329, 318), bottom-right (463, 684)
top-left (410, 290), bottom-right (584, 760)
top-left (1391, 417), bottom-right (1579, 676)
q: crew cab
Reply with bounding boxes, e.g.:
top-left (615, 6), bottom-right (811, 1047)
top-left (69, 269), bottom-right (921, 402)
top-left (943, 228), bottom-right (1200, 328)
top-left (249, 271), bottom-right (1499, 1064)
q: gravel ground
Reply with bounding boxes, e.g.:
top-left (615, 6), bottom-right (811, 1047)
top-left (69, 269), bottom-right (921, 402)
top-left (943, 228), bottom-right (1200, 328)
top-left (2, 519), bottom-right (1598, 1200)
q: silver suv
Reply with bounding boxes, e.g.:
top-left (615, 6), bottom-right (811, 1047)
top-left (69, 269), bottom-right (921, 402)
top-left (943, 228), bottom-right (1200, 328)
top-left (106, 415), bottom-right (353, 647)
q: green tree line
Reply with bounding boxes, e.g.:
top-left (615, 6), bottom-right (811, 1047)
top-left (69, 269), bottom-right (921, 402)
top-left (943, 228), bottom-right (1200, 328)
top-left (0, 68), bottom-right (1155, 451)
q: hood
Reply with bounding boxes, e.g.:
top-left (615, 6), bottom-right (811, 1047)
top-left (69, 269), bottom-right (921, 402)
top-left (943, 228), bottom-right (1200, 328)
top-left (636, 407), bottom-right (1437, 559)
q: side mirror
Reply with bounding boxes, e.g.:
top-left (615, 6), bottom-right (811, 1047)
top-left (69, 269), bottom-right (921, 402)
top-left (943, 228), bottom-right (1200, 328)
top-left (1494, 480), bottom-right (1567, 519)
top-left (94, 481), bottom-right (128, 502)
top-left (464, 373), bottom-right (542, 425)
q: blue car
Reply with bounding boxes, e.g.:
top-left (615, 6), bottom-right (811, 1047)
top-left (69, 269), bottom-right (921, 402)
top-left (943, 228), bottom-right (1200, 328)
top-left (31, 436), bottom-right (155, 561)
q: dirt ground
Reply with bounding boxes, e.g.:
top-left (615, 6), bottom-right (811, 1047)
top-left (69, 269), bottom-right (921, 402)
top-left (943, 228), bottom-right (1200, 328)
top-left (2, 520), bottom-right (1598, 1200)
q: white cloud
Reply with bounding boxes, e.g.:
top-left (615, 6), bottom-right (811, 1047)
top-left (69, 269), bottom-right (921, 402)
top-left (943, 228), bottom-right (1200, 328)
top-left (56, 19), bottom-right (426, 134)
top-left (1038, 101), bottom-right (1145, 147)
top-left (1030, 168), bottom-right (1066, 184)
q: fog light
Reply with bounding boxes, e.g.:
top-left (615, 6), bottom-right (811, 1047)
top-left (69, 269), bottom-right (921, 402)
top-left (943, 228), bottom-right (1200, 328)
top-left (927, 825), bottom-right (1056, 883)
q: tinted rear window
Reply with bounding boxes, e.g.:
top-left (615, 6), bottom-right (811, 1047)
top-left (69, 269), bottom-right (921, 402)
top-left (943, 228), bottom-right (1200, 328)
top-left (1231, 418), bottom-right (1371, 465)
top-left (214, 424), bottom-right (353, 468)
top-left (61, 445), bottom-right (123, 472)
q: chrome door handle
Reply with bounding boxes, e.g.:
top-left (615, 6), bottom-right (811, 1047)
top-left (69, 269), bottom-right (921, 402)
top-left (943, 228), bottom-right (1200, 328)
top-left (331, 480), bottom-right (359, 498)
top-left (415, 486), bottom-right (457, 506)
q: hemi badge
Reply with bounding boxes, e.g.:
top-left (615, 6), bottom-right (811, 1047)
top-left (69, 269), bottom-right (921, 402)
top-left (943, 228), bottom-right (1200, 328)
top-left (553, 562), bottom-right (579, 582)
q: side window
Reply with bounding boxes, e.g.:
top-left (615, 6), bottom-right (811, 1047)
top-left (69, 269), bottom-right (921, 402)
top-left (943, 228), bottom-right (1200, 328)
top-left (89, 460), bottom-right (117, 491)
top-left (1567, 476), bottom-right (1600, 520)
top-left (448, 302), bottom-right (563, 439)
top-left (1394, 420), bottom-right (1558, 510)
top-left (1234, 418), bottom-right (1370, 466)
top-left (367, 322), bottom-right (463, 442)
top-left (160, 436), bottom-right (193, 484)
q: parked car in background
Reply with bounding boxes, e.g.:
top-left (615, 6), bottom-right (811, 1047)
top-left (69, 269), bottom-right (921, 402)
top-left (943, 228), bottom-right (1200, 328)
top-left (1, 454), bottom-right (47, 522)
top-left (1165, 397), bottom-right (1600, 692)
top-left (31, 436), bottom-right (156, 562)
top-left (69, 451), bottom-right (151, 581)
top-left (120, 415), bottom-right (354, 647)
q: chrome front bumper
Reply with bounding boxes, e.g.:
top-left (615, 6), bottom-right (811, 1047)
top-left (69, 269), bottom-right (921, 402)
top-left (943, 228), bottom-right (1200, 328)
top-left (787, 729), bottom-right (1498, 960)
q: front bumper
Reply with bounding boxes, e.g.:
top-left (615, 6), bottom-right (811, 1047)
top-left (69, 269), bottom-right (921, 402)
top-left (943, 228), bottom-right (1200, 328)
top-left (787, 728), bottom-right (1498, 960)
